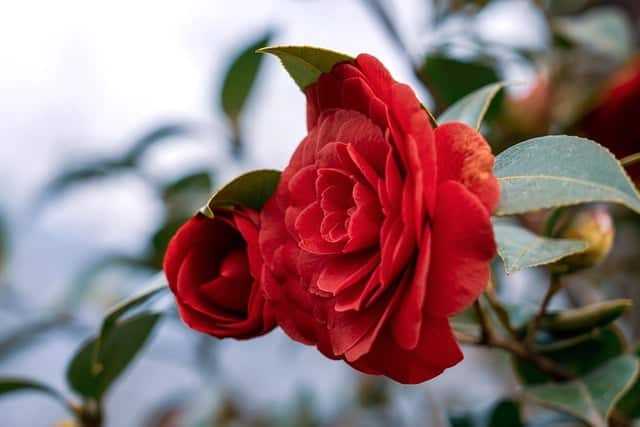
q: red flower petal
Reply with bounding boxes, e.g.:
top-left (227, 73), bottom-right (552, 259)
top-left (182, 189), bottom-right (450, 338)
top-left (425, 180), bottom-right (496, 317)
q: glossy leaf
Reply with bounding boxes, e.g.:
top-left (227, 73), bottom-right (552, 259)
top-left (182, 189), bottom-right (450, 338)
top-left (522, 355), bottom-right (639, 427)
top-left (540, 299), bottom-right (632, 335)
top-left (494, 136), bottom-right (640, 215)
top-left (258, 45), bottom-right (353, 90)
top-left (438, 82), bottom-right (505, 130)
top-left (221, 32), bottom-right (272, 123)
top-left (200, 169), bottom-right (280, 216)
top-left (493, 220), bottom-right (587, 274)
top-left (0, 378), bottom-right (69, 409)
top-left (67, 312), bottom-right (161, 399)
top-left (514, 325), bottom-right (626, 385)
top-left (554, 7), bottom-right (633, 61)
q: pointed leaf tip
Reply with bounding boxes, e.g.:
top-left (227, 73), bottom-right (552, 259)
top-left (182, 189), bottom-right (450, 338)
top-left (259, 45), bottom-right (353, 90)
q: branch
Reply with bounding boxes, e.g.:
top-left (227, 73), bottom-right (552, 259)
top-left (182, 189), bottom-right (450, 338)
top-left (524, 274), bottom-right (562, 350)
top-left (454, 331), bottom-right (571, 381)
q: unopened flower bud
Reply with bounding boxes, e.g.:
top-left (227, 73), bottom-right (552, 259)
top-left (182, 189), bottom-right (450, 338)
top-left (553, 206), bottom-right (614, 272)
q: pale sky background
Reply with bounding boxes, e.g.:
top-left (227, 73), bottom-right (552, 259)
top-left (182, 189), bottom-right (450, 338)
top-left (0, 1), bottom-right (547, 425)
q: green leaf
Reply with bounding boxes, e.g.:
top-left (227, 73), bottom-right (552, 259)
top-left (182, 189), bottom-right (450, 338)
top-left (616, 346), bottom-right (640, 420)
top-left (258, 45), bottom-right (353, 90)
top-left (125, 122), bottom-right (195, 163)
top-left (449, 399), bottom-right (523, 427)
top-left (162, 171), bottom-right (213, 221)
top-left (200, 169), bottom-right (280, 216)
top-left (540, 299), bottom-right (632, 335)
top-left (0, 378), bottom-right (70, 409)
top-left (98, 273), bottom-right (167, 343)
top-left (494, 136), bottom-right (640, 215)
top-left (514, 325), bottom-right (626, 385)
top-left (67, 312), bottom-right (161, 399)
top-left (438, 82), bottom-right (505, 130)
top-left (221, 32), bottom-right (272, 123)
top-left (554, 7), bottom-right (633, 62)
top-left (419, 53), bottom-right (500, 108)
top-left (522, 355), bottom-right (639, 427)
top-left (493, 220), bottom-right (588, 274)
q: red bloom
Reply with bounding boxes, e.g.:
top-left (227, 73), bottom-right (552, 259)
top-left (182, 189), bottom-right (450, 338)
top-left (583, 57), bottom-right (640, 183)
top-left (164, 208), bottom-right (275, 339)
top-left (259, 54), bottom-right (499, 383)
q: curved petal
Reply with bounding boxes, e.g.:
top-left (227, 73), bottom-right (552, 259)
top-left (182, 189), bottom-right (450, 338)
top-left (425, 180), bottom-right (496, 317)
top-left (434, 122), bottom-right (500, 214)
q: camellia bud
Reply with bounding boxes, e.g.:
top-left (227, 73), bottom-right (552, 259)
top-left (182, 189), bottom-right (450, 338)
top-left (553, 205), bottom-right (614, 273)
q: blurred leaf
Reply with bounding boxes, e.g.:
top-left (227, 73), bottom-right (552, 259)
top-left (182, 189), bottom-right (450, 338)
top-left (554, 7), bottom-right (633, 61)
top-left (0, 314), bottom-right (71, 363)
top-left (438, 82), bottom-right (505, 130)
top-left (221, 32), bottom-right (272, 125)
top-left (540, 299), bottom-right (632, 335)
top-left (522, 355), bottom-right (639, 427)
top-left (494, 136), bottom-right (640, 215)
top-left (616, 345), bottom-right (640, 420)
top-left (98, 273), bottom-right (167, 343)
top-left (493, 220), bottom-right (587, 274)
top-left (67, 312), bottom-right (161, 399)
top-left (37, 122), bottom-right (194, 208)
top-left (259, 45), bottom-right (353, 90)
top-left (58, 255), bottom-right (156, 311)
top-left (148, 220), bottom-right (184, 269)
top-left (419, 53), bottom-right (500, 109)
top-left (162, 171), bottom-right (213, 221)
top-left (451, 306), bottom-right (480, 336)
top-left (449, 399), bottom-right (523, 427)
top-left (37, 159), bottom-right (130, 206)
top-left (201, 169), bottom-right (280, 216)
top-left (125, 122), bottom-right (195, 163)
top-left (0, 378), bottom-right (70, 409)
top-left (514, 325), bottom-right (626, 385)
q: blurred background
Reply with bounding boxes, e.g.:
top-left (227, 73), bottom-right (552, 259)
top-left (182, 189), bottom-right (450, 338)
top-left (0, 0), bottom-right (639, 425)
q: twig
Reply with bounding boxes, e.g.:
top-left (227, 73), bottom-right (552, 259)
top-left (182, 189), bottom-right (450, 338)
top-left (524, 274), bottom-right (563, 350)
top-left (621, 152), bottom-right (640, 167)
top-left (454, 331), bottom-right (571, 381)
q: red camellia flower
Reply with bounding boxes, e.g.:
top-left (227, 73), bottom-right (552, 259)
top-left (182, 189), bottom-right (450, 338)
top-left (259, 54), bottom-right (499, 383)
top-left (164, 208), bottom-right (275, 339)
top-left (583, 57), bottom-right (640, 183)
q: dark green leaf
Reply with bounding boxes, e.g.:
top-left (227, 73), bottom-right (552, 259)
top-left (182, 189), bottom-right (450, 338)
top-left (0, 378), bottom-right (70, 409)
top-left (221, 32), bottom-right (272, 123)
top-left (200, 169), bottom-right (280, 216)
top-left (258, 45), bottom-right (353, 90)
top-left (449, 399), bottom-right (523, 427)
top-left (494, 136), bottom-right (640, 215)
top-left (148, 220), bottom-right (184, 269)
top-left (67, 312), bottom-right (161, 399)
top-left (438, 82), bottom-right (505, 130)
top-left (99, 273), bottom-right (167, 341)
top-left (493, 220), bottom-right (588, 274)
top-left (540, 299), bottom-right (632, 335)
top-left (514, 325), bottom-right (626, 385)
top-left (522, 355), bottom-right (639, 427)
top-left (419, 53), bottom-right (500, 109)
top-left (616, 345), bottom-right (640, 420)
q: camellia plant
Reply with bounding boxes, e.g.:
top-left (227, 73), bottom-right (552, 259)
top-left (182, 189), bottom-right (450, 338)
top-left (3, 41), bottom-right (640, 427)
